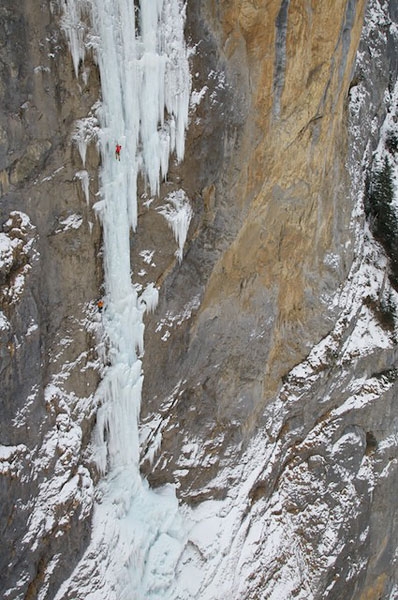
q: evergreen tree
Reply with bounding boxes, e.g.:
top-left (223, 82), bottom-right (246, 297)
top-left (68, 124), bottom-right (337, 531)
top-left (366, 156), bottom-right (398, 289)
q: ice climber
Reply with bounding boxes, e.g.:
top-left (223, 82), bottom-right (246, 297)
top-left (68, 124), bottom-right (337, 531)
top-left (115, 143), bottom-right (122, 160)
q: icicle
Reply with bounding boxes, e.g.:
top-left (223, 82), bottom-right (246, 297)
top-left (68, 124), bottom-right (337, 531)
top-left (75, 170), bottom-right (90, 204)
top-left (139, 282), bottom-right (159, 313)
top-left (59, 0), bottom-right (89, 78)
top-left (158, 189), bottom-right (193, 262)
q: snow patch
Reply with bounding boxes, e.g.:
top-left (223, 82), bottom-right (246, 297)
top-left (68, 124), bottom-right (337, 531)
top-left (0, 211), bottom-right (38, 305)
top-left (0, 232), bottom-right (15, 271)
top-left (0, 310), bottom-right (10, 332)
top-left (139, 249), bottom-right (156, 265)
top-left (38, 166), bottom-right (65, 184)
top-left (155, 294), bottom-right (200, 341)
top-left (55, 213), bottom-right (83, 234)
top-left (190, 86), bottom-right (207, 109)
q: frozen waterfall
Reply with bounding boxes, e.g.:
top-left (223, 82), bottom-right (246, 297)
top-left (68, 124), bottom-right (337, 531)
top-left (56, 1), bottom-right (191, 598)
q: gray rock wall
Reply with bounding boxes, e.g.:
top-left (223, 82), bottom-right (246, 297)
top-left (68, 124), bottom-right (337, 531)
top-left (139, 0), bottom-right (398, 597)
top-left (0, 2), bottom-right (102, 598)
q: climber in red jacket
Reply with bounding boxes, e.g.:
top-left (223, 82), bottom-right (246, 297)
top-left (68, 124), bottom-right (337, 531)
top-left (115, 143), bottom-right (122, 160)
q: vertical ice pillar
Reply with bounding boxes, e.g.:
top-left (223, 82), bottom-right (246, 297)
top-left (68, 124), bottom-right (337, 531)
top-left (56, 1), bottom-right (191, 598)
top-left (79, 0), bottom-right (191, 474)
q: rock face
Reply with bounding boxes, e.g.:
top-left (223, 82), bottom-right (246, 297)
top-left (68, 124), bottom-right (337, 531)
top-left (0, 2), bottom-right (102, 597)
top-left (1, 0), bottom-right (398, 599)
top-left (139, 0), bottom-right (398, 597)
top-left (141, 0), bottom-right (367, 468)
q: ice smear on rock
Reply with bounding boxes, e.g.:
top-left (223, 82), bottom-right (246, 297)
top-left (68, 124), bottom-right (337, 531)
top-left (158, 189), bottom-right (193, 262)
top-left (71, 110), bottom-right (100, 167)
top-left (56, 0), bottom-right (191, 598)
top-left (75, 170), bottom-right (90, 204)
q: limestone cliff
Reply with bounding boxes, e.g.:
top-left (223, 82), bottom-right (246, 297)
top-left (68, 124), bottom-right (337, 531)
top-left (0, 1), bottom-right (102, 596)
top-left (141, 0), bottom-right (368, 471)
top-left (1, 0), bottom-right (398, 599)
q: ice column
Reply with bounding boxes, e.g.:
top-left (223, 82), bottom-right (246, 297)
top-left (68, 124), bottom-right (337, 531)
top-left (56, 0), bottom-right (191, 598)
top-left (91, 0), bottom-right (190, 474)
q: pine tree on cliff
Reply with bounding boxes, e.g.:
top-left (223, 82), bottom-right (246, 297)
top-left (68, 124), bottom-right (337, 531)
top-left (366, 156), bottom-right (398, 289)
